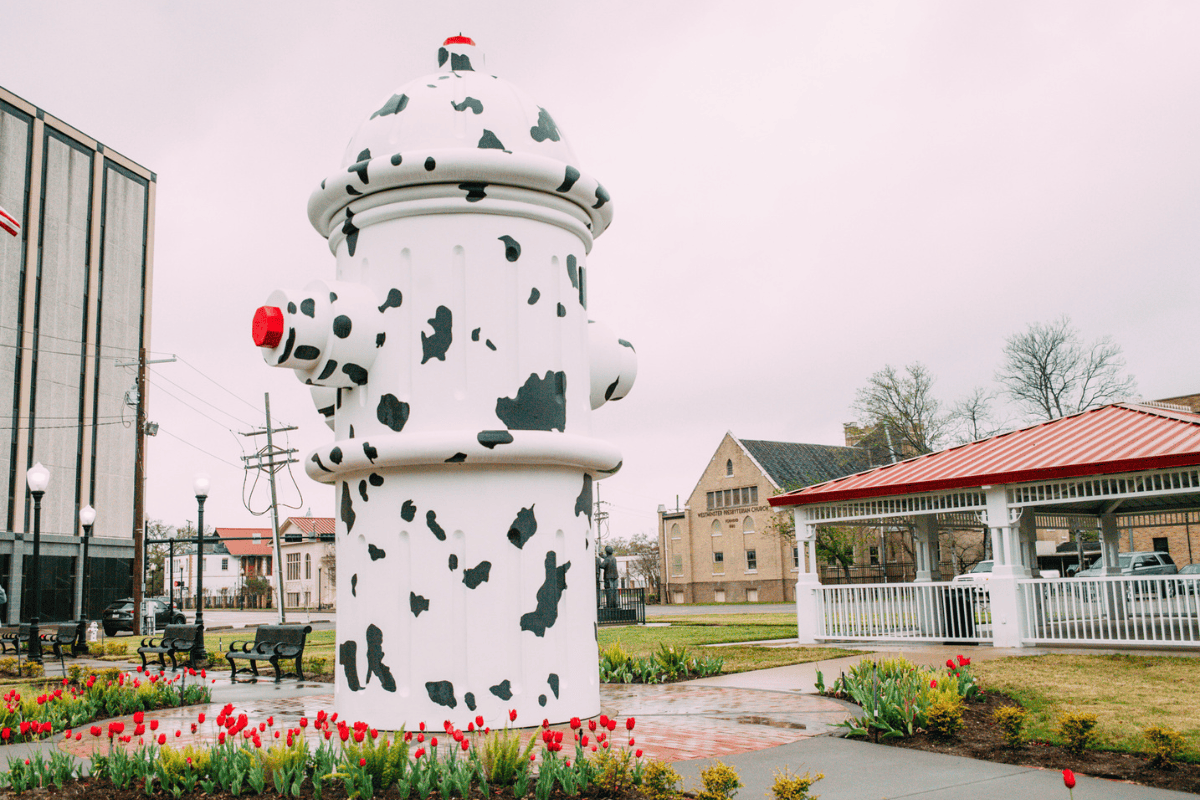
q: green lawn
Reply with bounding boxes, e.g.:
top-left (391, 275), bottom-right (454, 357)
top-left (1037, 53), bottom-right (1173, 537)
top-left (973, 653), bottom-right (1200, 760)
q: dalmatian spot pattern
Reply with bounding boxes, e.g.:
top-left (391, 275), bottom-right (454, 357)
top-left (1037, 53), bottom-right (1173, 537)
top-left (342, 208), bottom-right (359, 257)
top-left (276, 328), bottom-right (296, 365)
top-left (330, 447), bottom-right (344, 465)
top-left (499, 235), bottom-right (521, 261)
top-left (527, 288), bottom-right (540, 305)
top-left (369, 473), bottom-right (384, 487)
top-left (333, 315), bottom-right (353, 339)
top-left (605, 376), bottom-right (621, 401)
top-left (451, 97), bottom-right (483, 114)
top-left (342, 363), bottom-right (369, 385)
top-left (598, 460), bottom-right (623, 475)
top-left (371, 94), bottom-right (409, 119)
top-left (358, 480), bottom-right (370, 502)
top-left (401, 500), bottom-right (417, 522)
top-left (575, 475), bottom-right (593, 521)
top-left (346, 184), bottom-right (363, 197)
top-left (566, 255), bottom-right (578, 290)
top-left (348, 148), bottom-right (371, 184)
top-left (437, 47), bottom-right (448, 67)
top-left (445, 452), bottom-right (468, 463)
top-left (424, 157), bottom-right (436, 171)
top-left (486, 339), bottom-right (496, 351)
top-left (557, 303), bottom-right (566, 318)
top-left (294, 345), bottom-right (320, 360)
top-left (506, 505), bottom-right (537, 549)
top-left (351, 574), bottom-right (358, 596)
top-left (471, 328), bottom-right (481, 342)
top-left (463, 561), bottom-right (492, 589)
top-left (363, 442), bottom-right (379, 463)
top-left (548, 673), bottom-right (560, 699)
top-left (477, 430), bottom-right (513, 449)
top-left (421, 306), bottom-right (453, 363)
top-left (427, 510), bottom-right (446, 541)
top-left (557, 165), bottom-right (580, 193)
top-left (349, 425), bottom-right (355, 439)
top-left (465, 693), bottom-right (477, 711)
top-left (341, 483), bottom-right (356, 532)
top-left (495, 371), bottom-right (567, 432)
top-left (520, 551), bottom-right (571, 637)
top-left (530, 108), bottom-right (561, 143)
top-left (300, 299), bottom-right (316, 318)
top-left (378, 288), bottom-right (403, 312)
top-left (376, 333), bottom-right (386, 348)
top-left (340, 641), bottom-right (362, 691)
top-left (448, 554), bottom-right (458, 570)
top-left (377, 395), bottom-right (410, 431)
top-left (593, 184), bottom-right (610, 209)
top-left (390, 153), bottom-right (403, 166)
top-left (426, 681), bottom-right (457, 708)
top-left (311, 453), bottom-right (332, 473)
top-left (368, 544), bottom-right (386, 561)
top-left (539, 695), bottom-right (547, 707)
top-left (478, 130), bottom-right (506, 151)
top-left (318, 360), bottom-right (339, 381)
top-left (460, 182), bottom-right (488, 202)
top-left (365, 624), bottom-right (397, 692)
top-left (489, 680), bottom-right (513, 701)
top-left (451, 52), bottom-right (474, 71)
top-left (287, 302), bottom-right (297, 314)
top-left (410, 592), bottom-right (430, 617)
top-left (330, 292), bottom-right (338, 302)
top-left (619, 339), bottom-right (635, 352)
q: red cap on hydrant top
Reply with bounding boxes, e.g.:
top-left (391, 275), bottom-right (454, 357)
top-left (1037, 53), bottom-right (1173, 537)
top-left (252, 306), bottom-right (284, 348)
top-left (443, 35), bottom-right (475, 45)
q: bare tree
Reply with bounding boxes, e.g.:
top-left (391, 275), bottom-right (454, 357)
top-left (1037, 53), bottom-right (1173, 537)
top-left (624, 533), bottom-right (661, 597)
top-left (321, 545), bottom-right (336, 587)
top-left (762, 498), bottom-right (876, 582)
top-left (997, 316), bottom-right (1137, 421)
top-left (950, 386), bottom-right (1009, 444)
top-left (853, 363), bottom-right (950, 461)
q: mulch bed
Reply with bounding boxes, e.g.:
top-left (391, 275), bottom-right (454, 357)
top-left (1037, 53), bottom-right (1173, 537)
top-left (0, 782), bottom-right (655, 800)
top-left (874, 691), bottom-right (1200, 794)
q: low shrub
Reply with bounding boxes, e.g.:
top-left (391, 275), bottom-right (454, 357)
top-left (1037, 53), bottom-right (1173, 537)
top-left (924, 694), bottom-right (964, 740)
top-left (642, 760), bottom-right (682, 800)
top-left (1055, 712), bottom-right (1099, 755)
top-left (769, 766), bottom-right (823, 800)
top-left (698, 761), bottom-right (741, 800)
top-left (992, 706), bottom-right (1027, 747)
top-left (304, 657), bottom-right (329, 676)
top-left (599, 642), bottom-right (722, 685)
top-left (1143, 725), bottom-right (1185, 767)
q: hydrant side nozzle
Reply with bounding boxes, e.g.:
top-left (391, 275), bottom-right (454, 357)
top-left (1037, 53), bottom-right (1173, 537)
top-left (252, 306), bottom-right (285, 348)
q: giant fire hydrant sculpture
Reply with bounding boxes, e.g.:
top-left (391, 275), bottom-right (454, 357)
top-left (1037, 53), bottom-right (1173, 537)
top-left (251, 36), bottom-right (635, 729)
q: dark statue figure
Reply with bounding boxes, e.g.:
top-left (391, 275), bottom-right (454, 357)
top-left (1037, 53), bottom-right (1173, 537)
top-left (598, 545), bottom-right (619, 608)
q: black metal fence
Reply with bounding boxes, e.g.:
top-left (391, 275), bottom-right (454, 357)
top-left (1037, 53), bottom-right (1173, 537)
top-left (596, 584), bottom-right (645, 626)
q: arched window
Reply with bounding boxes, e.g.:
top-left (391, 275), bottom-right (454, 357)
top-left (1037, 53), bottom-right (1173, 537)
top-left (305, 553), bottom-right (311, 579)
top-left (711, 519), bottom-right (722, 536)
top-left (726, 459), bottom-right (733, 477)
top-left (743, 515), bottom-right (755, 533)
top-left (670, 523), bottom-right (681, 539)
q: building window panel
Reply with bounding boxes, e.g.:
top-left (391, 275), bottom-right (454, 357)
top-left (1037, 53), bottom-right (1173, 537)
top-left (305, 553), bottom-right (312, 579)
top-left (726, 459), bottom-right (733, 477)
top-left (793, 546), bottom-right (800, 569)
top-left (671, 554), bottom-right (683, 575)
top-left (286, 553), bottom-right (300, 581)
top-left (746, 549), bottom-right (757, 571)
top-left (743, 515), bottom-right (754, 533)
top-left (671, 523), bottom-right (681, 540)
top-left (712, 519), bottom-right (722, 536)
top-left (221, 558), bottom-right (228, 571)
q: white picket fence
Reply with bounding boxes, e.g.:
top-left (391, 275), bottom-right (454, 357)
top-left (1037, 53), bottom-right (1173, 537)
top-left (817, 582), bottom-right (992, 643)
top-left (1019, 575), bottom-right (1200, 646)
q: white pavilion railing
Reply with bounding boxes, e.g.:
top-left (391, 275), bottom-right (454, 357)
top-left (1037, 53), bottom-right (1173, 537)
top-left (817, 582), bottom-right (992, 644)
top-left (1019, 575), bottom-right (1200, 646)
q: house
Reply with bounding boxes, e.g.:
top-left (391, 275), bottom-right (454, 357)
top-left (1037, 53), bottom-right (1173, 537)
top-left (657, 432), bottom-right (878, 604)
top-left (209, 527), bottom-right (276, 608)
top-left (278, 516), bottom-right (336, 610)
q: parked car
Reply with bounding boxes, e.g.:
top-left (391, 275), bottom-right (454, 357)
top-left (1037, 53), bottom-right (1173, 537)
top-left (1176, 563), bottom-right (1200, 595)
top-left (101, 598), bottom-right (186, 636)
top-left (1074, 551), bottom-right (1179, 598)
top-left (950, 560), bottom-right (993, 587)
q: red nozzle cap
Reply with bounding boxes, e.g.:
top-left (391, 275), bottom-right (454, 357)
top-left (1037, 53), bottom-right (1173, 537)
top-left (443, 35), bottom-right (475, 45)
top-left (252, 306), bottom-right (285, 348)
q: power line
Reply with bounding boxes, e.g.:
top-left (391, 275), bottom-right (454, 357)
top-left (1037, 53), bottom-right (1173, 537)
top-left (178, 357), bottom-right (293, 426)
top-left (0, 419), bottom-right (127, 433)
top-left (156, 426), bottom-right (242, 470)
top-left (0, 323), bottom-right (144, 355)
top-left (147, 365), bottom-right (257, 429)
top-left (146, 373), bottom-right (249, 432)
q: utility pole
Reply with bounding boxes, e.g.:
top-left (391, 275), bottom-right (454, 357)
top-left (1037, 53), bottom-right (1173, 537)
top-left (240, 393), bottom-right (297, 623)
top-left (593, 483), bottom-right (610, 554)
top-left (116, 348), bottom-right (175, 635)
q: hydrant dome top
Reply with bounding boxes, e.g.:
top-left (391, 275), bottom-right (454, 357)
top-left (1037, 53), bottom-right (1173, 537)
top-left (307, 37), bottom-right (613, 241)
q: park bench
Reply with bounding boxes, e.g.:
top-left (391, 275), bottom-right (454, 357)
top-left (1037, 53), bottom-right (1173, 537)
top-left (137, 623), bottom-right (202, 672)
top-left (226, 624), bottom-right (312, 683)
top-left (0, 622), bottom-right (84, 672)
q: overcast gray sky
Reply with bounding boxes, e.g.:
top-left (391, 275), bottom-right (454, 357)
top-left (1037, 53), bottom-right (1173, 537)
top-left (4, 2), bottom-right (1198, 541)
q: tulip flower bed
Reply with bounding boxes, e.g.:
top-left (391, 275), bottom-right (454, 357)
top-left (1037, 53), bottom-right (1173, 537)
top-left (599, 642), bottom-right (723, 684)
top-left (0, 667), bottom-right (212, 748)
top-left (826, 654), bottom-right (1200, 794)
top-left (0, 707), bottom-right (672, 800)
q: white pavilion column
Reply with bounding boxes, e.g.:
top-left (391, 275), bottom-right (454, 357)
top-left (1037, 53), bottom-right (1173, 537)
top-left (1019, 512), bottom-right (1040, 578)
top-left (792, 509), bottom-right (821, 645)
top-left (913, 516), bottom-right (937, 583)
top-left (983, 486), bottom-right (1027, 648)
top-left (1099, 514), bottom-right (1122, 576)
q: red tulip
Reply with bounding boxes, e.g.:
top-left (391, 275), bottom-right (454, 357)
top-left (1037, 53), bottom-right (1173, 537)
top-left (150, 720), bottom-right (159, 731)
top-left (509, 709), bottom-right (517, 722)
top-left (946, 659), bottom-right (956, 670)
top-left (158, 734), bottom-right (166, 745)
top-left (1063, 769), bottom-right (1076, 789)
top-left (198, 713), bottom-right (205, 724)
top-left (432, 736), bottom-right (438, 747)
top-left (359, 758), bottom-right (367, 767)
top-left (931, 680), bottom-right (938, 689)
top-left (90, 726), bottom-right (102, 737)
top-left (626, 717), bottom-right (635, 731)
top-left (636, 749), bottom-right (643, 758)
top-left (300, 717), bottom-right (308, 728)
top-left (133, 711), bottom-right (144, 724)
top-left (476, 715), bottom-right (485, 728)
top-left (570, 717), bottom-right (581, 729)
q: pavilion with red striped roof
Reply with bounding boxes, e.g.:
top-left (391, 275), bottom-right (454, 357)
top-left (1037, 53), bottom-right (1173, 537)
top-left (770, 403), bottom-right (1200, 650)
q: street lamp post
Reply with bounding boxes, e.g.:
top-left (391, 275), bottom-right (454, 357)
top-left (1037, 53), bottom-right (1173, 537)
top-left (26, 462), bottom-right (50, 664)
top-left (193, 476), bottom-right (209, 664)
top-left (79, 505), bottom-right (96, 649)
